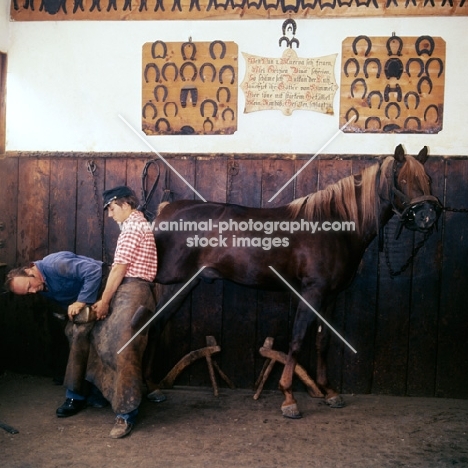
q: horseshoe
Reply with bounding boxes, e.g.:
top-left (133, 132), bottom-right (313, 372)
top-left (142, 102), bottom-right (157, 120)
top-left (162, 62), bottom-right (179, 81)
top-left (364, 58), bottom-right (382, 78)
top-left (365, 116), bottom-right (382, 130)
top-left (383, 123), bottom-right (401, 132)
top-left (180, 126), bottom-right (195, 135)
top-left (203, 118), bottom-right (214, 133)
top-left (345, 107), bottom-right (359, 123)
top-left (405, 58), bottom-right (425, 77)
top-left (424, 104), bottom-right (439, 122)
top-left (282, 18), bottom-right (297, 35)
top-left (425, 57), bottom-right (444, 78)
top-left (352, 35), bottom-right (372, 57)
top-left (279, 36), bottom-right (290, 48)
top-left (222, 107), bottom-right (235, 121)
top-left (209, 40), bottom-right (226, 60)
top-left (404, 116), bottom-right (422, 130)
top-left (181, 41), bottom-right (196, 61)
top-left (154, 84), bottom-right (168, 102)
top-left (350, 78), bottom-right (367, 99)
top-left (155, 118), bottom-right (171, 132)
top-left (151, 40), bottom-right (167, 59)
top-left (289, 37), bottom-right (300, 49)
top-left (180, 62), bottom-right (197, 81)
top-left (384, 84), bottom-right (402, 102)
top-left (200, 63), bottom-right (217, 83)
top-left (200, 99), bottom-right (218, 117)
top-left (216, 86), bottom-right (231, 103)
top-left (386, 35), bottom-right (403, 56)
top-left (144, 63), bottom-right (160, 83)
top-left (385, 102), bottom-right (401, 120)
top-left (404, 91), bottom-right (420, 110)
top-left (417, 76), bottom-right (433, 95)
top-left (344, 58), bottom-right (360, 78)
top-left (367, 90), bottom-right (383, 109)
top-left (219, 65), bottom-right (235, 85)
top-left (415, 35), bottom-right (435, 56)
top-left (164, 102), bottom-right (178, 118)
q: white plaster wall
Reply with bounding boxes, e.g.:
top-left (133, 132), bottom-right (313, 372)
top-left (2, 10), bottom-right (467, 155)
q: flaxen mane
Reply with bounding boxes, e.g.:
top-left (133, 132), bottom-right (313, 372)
top-left (288, 160), bottom-right (383, 235)
top-left (288, 155), bottom-right (430, 236)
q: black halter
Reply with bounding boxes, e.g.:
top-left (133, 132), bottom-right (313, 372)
top-left (387, 159), bottom-right (443, 238)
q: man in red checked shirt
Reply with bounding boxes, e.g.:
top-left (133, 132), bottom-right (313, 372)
top-left (92, 186), bottom-right (157, 321)
top-left (88, 185), bottom-right (158, 439)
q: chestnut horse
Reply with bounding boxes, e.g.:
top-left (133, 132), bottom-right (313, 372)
top-left (151, 145), bottom-right (441, 418)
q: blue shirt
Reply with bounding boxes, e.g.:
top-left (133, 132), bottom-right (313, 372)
top-left (34, 252), bottom-right (103, 308)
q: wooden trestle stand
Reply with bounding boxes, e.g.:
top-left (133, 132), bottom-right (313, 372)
top-left (253, 337), bottom-right (324, 400)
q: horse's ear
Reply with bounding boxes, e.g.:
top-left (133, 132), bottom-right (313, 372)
top-left (415, 146), bottom-right (429, 165)
top-left (394, 144), bottom-right (406, 163)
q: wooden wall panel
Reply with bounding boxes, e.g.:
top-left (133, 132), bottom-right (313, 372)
top-left (0, 157), bottom-right (18, 267)
top-left (17, 159), bottom-right (50, 264)
top-left (406, 158), bottom-right (445, 397)
top-left (76, 159), bottom-right (105, 260)
top-left (373, 216), bottom-right (413, 395)
top-left (437, 159), bottom-right (468, 399)
top-left (49, 159), bottom-right (77, 253)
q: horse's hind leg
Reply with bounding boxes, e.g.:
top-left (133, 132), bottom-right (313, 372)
top-left (315, 312), bottom-right (345, 408)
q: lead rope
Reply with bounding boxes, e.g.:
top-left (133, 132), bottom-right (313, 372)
top-left (384, 206), bottom-right (468, 279)
top-left (87, 160), bottom-right (108, 264)
top-left (384, 227), bottom-right (433, 278)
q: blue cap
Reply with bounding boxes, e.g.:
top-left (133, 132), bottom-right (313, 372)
top-left (103, 186), bottom-right (136, 209)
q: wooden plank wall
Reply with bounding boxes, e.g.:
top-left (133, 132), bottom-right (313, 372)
top-left (0, 153), bottom-right (467, 398)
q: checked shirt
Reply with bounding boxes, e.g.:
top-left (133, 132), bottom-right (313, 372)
top-left (113, 210), bottom-right (157, 281)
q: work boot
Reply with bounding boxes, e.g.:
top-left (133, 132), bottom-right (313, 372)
top-left (109, 417), bottom-right (133, 439)
top-left (56, 398), bottom-right (86, 418)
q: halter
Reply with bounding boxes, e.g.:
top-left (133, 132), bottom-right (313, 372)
top-left (386, 158), bottom-right (443, 238)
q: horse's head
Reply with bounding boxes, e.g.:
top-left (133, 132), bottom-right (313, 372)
top-left (383, 144), bottom-right (443, 237)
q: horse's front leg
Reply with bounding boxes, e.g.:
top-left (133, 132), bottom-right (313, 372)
top-left (279, 294), bottom-right (320, 419)
top-left (316, 319), bottom-right (345, 408)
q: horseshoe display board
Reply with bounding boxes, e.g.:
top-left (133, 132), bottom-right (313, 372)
top-left (10, 0), bottom-right (468, 21)
top-left (339, 36), bottom-right (445, 134)
top-left (142, 41), bottom-right (237, 135)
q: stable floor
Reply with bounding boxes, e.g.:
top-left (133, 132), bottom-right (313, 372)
top-left (1, 372), bottom-right (467, 468)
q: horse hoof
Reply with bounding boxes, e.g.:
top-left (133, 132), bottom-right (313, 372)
top-left (325, 395), bottom-right (345, 408)
top-left (147, 389), bottom-right (167, 403)
top-left (281, 403), bottom-right (302, 419)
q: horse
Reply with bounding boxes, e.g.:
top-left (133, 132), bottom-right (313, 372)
top-left (150, 144), bottom-right (442, 418)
